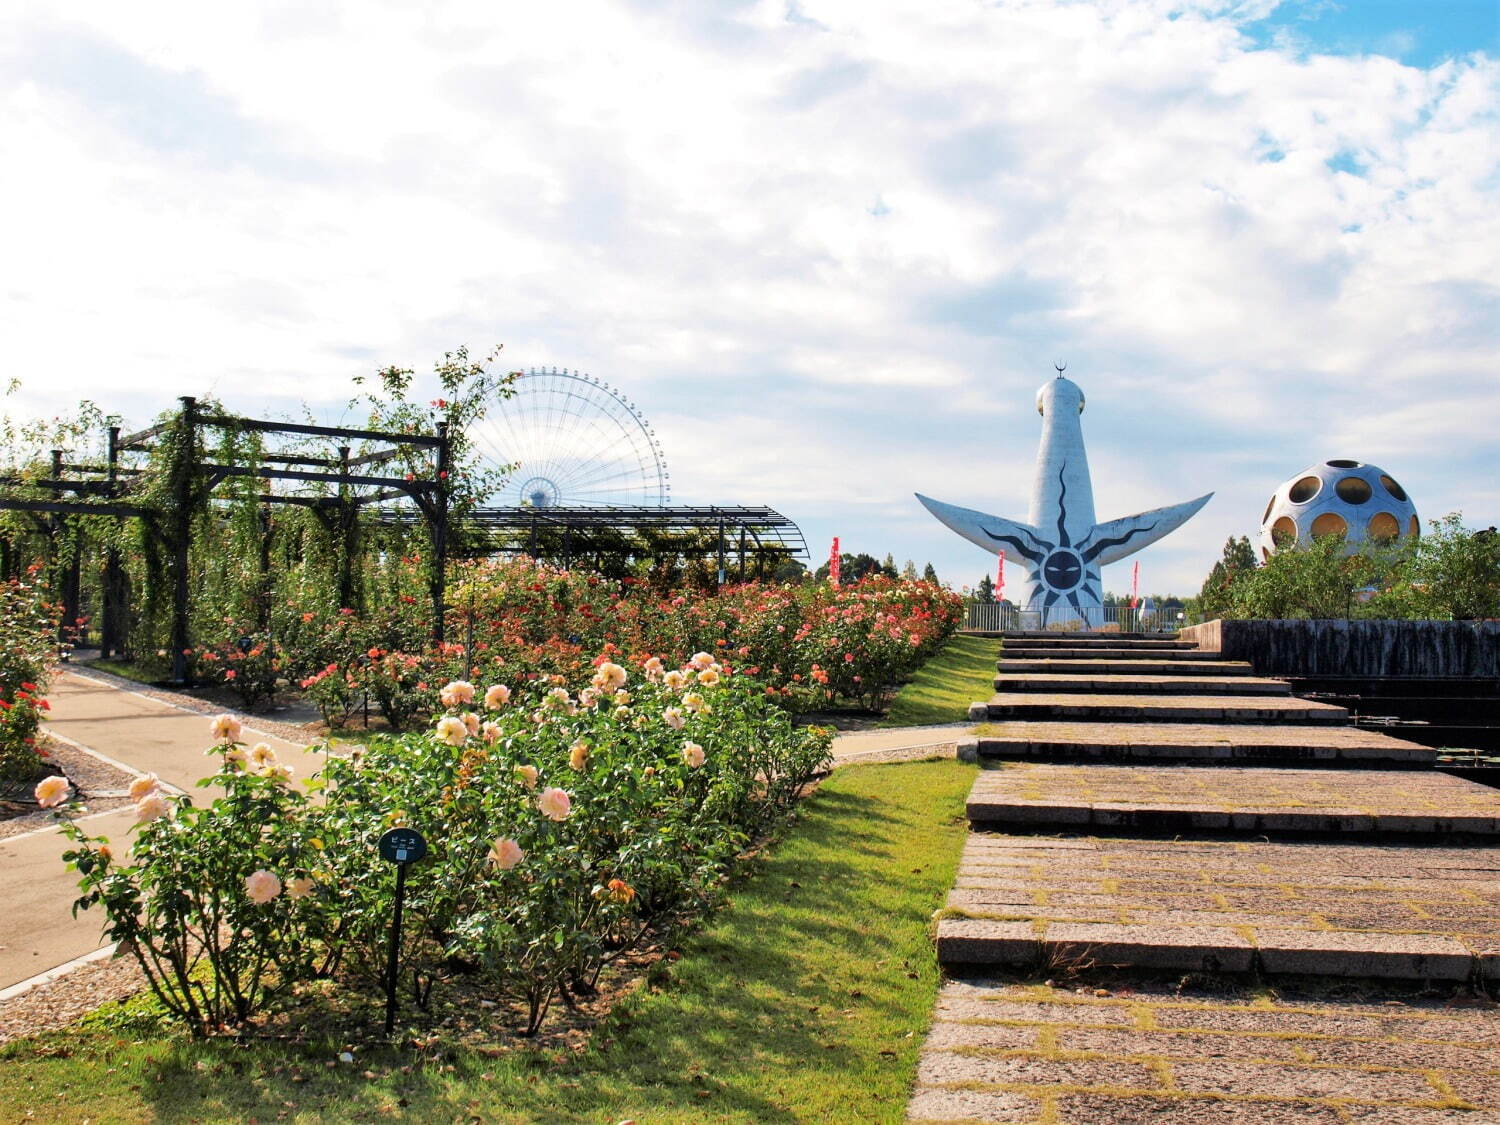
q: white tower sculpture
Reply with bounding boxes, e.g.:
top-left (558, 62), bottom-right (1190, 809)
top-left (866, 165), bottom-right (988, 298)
top-left (917, 366), bottom-right (1212, 626)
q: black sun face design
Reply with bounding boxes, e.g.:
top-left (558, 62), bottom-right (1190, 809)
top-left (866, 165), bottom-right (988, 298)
top-left (1041, 548), bottom-right (1083, 591)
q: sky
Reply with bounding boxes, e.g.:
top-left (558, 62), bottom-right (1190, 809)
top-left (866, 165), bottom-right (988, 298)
top-left (1, 0), bottom-right (1496, 595)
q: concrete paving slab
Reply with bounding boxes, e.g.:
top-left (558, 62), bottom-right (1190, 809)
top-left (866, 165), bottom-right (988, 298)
top-left (941, 833), bottom-right (1500, 979)
top-left (965, 762), bottom-right (1500, 835)
top-left (961, 720), bottom-right (1436, 767)
top-left (970, 693), bottom-right (1349, 724)
top-left (997, 658), bottom-right (1255, 675)
top-left (908, 979), bottom-right (1500, 1123)
top-left (992, 673), bottom-right (1290, 695)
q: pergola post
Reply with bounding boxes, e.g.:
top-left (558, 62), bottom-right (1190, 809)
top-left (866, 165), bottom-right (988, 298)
top-left (170, 397), bottom-right (197, 685)
top-left (429, 421), bottom-right (449, 645)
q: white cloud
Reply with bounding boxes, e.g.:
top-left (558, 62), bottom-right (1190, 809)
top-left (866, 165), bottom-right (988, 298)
top-left (0, 0), bottom-right (1494, 591)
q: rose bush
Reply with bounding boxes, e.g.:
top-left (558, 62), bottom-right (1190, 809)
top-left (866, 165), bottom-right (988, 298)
top-left (57, 656), bottom-right (832, 1036)
top-left (0, 569), bottom-right (60, 780)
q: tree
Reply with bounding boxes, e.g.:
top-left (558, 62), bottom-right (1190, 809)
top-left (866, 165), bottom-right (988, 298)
top-left (902, 559), bottom-right (918, 580)
top-left (1229, 533), bottom-right (1375, 619)
top-left (773, 557), bottom-right (809, 584)
top-left (974, 574), bottom-right (995, 603)
top-left (1197, 535), bottom-right (1257, 621)
top-left (1409, 514), bottom-right (1500, 620)
top-left (882, 553), bottom-right (897, 577)
top-left (813, 552), bottom-right (884, 584)
top-left (923, 562), bottom-right (939, 583)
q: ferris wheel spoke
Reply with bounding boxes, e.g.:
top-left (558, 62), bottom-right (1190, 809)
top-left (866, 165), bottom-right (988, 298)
top-left (470, 369), bottom-right (668, 507)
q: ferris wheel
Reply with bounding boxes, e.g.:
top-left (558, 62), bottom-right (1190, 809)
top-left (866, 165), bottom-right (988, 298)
top-left (468, 368), bottom-right (670, 508)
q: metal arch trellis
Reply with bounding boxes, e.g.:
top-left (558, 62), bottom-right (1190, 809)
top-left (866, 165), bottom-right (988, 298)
top-left (0, 396), bottom-right (453, 684)
top-left (469, 367), bottom-right (670, 508)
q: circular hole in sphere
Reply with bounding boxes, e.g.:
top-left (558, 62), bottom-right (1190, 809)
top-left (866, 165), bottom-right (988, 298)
top-left (1263, 496), bottom-right (1276, 522)
top-left (1261, 547), bottom-right (1270, 562)
top-left (1409, 515), bottom-right (1420, 538)
top-left (1381, 475), bottom-right (1408, 501)
top-left (1368, 512), bottom-right (1400, 541)
top-left (1311, 512), bottom-right (1349, 540)
top-left (1288, 476), bottom-right (1321, 503)
top-left (1271, 516), bottom-right (1297, 545)
top-left (1327, 459), bottom-right (1361, 468)
top-left (1336, 477), bottom-right (1373, 504)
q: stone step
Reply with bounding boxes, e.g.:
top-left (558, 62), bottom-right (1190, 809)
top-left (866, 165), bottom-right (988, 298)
top-left (964, 762), bottom-right (1500, 834)
top-left (997, 658), bottom-right (1253, 676)
top-left (1002, 637), bottom-right (1198, 650)
top-left (992, 673), bottom-right (1291, 696)
top-left (1000, 646), bottom-right (1212, 661)
top-left (908, 977), bottom-right (1500, 1123)
top-left (959, 720), bottom-right (1438, 767)
top-left (936, 831), bottom-right (1500, 981)
top-left (970, 692), bottom-right (1348, 724)
top-left (998, 631), bottom-right (1182, 641)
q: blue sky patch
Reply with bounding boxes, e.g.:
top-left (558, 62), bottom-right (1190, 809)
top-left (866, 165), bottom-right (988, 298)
top-left (1245, 0), bottom-right (1497, 67)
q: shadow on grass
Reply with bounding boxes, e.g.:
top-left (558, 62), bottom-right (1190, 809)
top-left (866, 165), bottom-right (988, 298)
top-left (7, 760), bottom-right (976, 1124)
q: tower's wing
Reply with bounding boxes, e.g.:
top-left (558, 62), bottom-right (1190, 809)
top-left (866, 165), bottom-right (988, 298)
top-left (915, 493), bottom-right (1049, 562)
top-left (1078, 493), bottom-right (1213, 567)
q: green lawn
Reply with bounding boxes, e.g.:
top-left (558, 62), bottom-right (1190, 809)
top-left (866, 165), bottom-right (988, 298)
top-left (0, 758), bottom-right (975, 1124)
top-left (878, 633), bottom-right (998, 728)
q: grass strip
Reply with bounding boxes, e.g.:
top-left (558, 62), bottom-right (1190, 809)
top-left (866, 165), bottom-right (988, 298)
top-left (0, 757), bottom-right (974, 1124)
top-left (879, 633), bottom-right (998, 728)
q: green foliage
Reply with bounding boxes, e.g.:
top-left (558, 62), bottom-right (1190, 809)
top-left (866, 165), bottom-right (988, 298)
top-left (0, 569), bottom-right (58, 780)
top-left (56, 662), bottom-right (833, 1038)
top-left (3, 759), bottom-right (975, 1123)
top-left (1407, 513), bottom-right (1500, 620)
top-left (1226, 533), bottom-right (1379, 619)
top-left (1196, 535), bottom-right (1257, 620)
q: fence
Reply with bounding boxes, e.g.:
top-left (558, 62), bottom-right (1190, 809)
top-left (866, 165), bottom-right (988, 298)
top-left (963, 602), bottom-right (1184, 633)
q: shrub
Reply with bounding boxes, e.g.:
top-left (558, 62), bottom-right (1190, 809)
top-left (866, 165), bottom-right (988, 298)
top-left (57, 657), bottom-right (833, 1036)
top-left (0, 569), bottom-right (59, 781)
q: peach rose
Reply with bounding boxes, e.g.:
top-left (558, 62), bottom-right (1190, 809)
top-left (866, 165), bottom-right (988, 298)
top-left (662, 669), bottom-right (687, 691)
top-left (537, 787), bottom-right (572, 820)
top-left (662, 707), bottom-right (685, 730)
top-left (642, 656), bottom-right (665, 682)
top-left (690, 652), bottom-right (714, 670)
top-left (591, 661), bottom-right (627, 694)
top-left (249, 743), bottom-right (277, 768)
top-left (210, 714), bottom-right (242, 743)
top-left (135, 792), bottom-right (170, 821)
top-left (461, 711), bottom-right (480, 736)
top-left (696, 668), bottom-right (721, 687)
top-left (488, 837), bottom-right (525, 870)
top-left (569, 740), bottom-right (590, 771)
top-left (481, 720), bottom-right (501, 744)
top-left (514, 764), bottom-right (538, 789)
top-left (435, 715), bottom-right (468, 747)
top-left (34, 775), bottom-right (70, 809)
top-left (439, 680), bottom-right (475, 707)
top-left (682, 742), bottom-right (706, 769)
top-left (127, 774), bottom-right (160, 801)
top-left (287, 876), bottom-right (316, 900)
top-left (245, 869), bottom-right (282, 904)
top-left (483, 684), bottom-right (511, 710)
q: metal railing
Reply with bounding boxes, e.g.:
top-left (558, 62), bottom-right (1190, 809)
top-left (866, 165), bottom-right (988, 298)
top-left (963, 602), bottom-right (1184, 633)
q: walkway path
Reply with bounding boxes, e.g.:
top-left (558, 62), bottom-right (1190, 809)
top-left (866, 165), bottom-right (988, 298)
top-left (908, 631), bottom-right (1500, 1123)
top-left (0, 670), bottom-right (321, 994)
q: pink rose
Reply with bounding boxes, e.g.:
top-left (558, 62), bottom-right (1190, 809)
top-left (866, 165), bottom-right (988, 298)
top-left (135, 792), bottom-right (170, 821)
top-left (245, 869), bottom-right (282, 904)
top-left (210, 714), bottom-right (242, 743)
top-left (538, 787), bottom-right (572, 821)
top-left (488, 838), bottom-right (525, 869)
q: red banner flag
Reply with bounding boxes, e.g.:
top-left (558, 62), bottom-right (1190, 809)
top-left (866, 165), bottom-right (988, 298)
top-left (1130, 561), bottom-right (1140, 608)
top-left (996, 550), bottom-right (1005, 602)
top-left (830, 537), bottom-right (841, 587)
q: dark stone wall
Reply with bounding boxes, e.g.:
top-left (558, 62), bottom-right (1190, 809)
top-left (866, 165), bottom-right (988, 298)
top-left (1180, 619), bottom-right (1500, 678)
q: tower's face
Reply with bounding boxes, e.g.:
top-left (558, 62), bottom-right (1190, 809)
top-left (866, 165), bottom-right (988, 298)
top-left (1036, 376), bottom-right (1086, 417)
top-left (1260, 459), bottom-right (1418, 559)
top-left (1040, 547), bottom-right (1085, 592)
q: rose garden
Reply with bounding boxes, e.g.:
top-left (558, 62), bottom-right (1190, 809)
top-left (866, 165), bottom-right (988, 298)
top-left (0, 354), bottom-right (1496, 1123)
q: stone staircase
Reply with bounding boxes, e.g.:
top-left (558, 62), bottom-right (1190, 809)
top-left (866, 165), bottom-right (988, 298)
top-left (933, 631), bottom-right (1499, 983)
top-left (908, 629), bottom-right (1500, 1121)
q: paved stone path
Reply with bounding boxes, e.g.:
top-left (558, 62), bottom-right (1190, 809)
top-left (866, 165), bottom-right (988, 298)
top-left (908, 979), bottom-right (1500, 1123)
top-left (909, 630), bottom-right (1500, 1122)
top-left (0, 670), bottom-right (320, 993)
top-left (965, 720), bottom-right (1435, 766)
top-left (964, 763), bottom-right (1500, 834)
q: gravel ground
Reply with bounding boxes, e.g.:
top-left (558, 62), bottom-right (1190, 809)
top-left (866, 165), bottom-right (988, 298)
top-left (0, 736), bottom-right (137, 842)
top-left (0, 951), bottom-right (144, 1045)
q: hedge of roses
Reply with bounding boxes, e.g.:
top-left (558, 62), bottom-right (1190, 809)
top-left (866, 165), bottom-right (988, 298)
top-left (56, 652), bottom-right (831, 1036)
top-left (0, 569), bottom-right (59, 780)
top-left (188, 561), bottom-right (962, 724)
